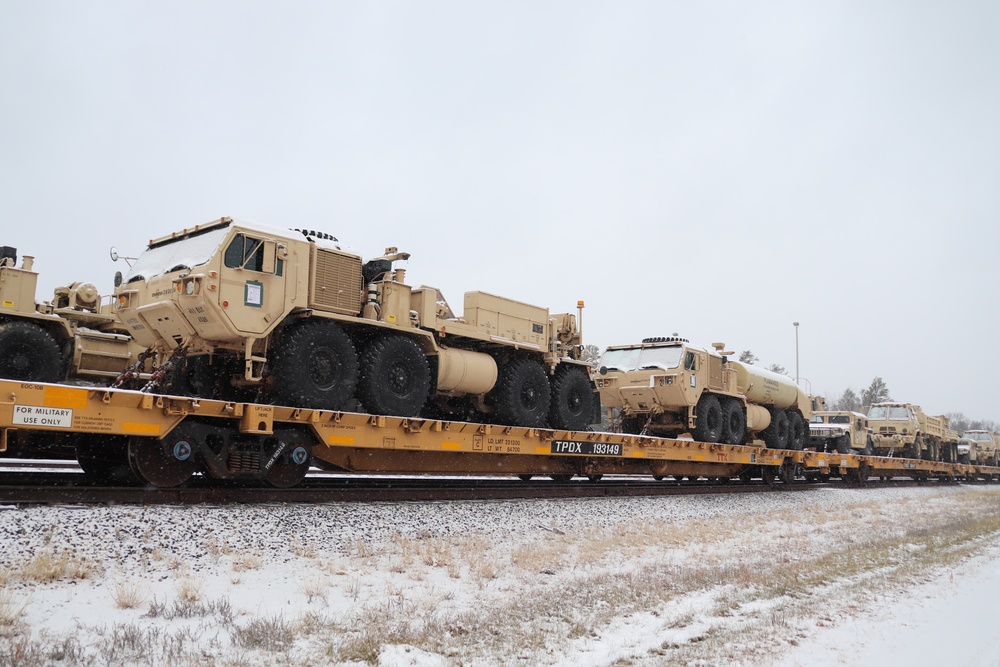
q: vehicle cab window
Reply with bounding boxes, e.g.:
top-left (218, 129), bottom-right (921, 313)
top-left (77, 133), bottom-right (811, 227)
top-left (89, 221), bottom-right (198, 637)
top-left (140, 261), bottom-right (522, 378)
top-left (224, 235), bottom-right (283, 275)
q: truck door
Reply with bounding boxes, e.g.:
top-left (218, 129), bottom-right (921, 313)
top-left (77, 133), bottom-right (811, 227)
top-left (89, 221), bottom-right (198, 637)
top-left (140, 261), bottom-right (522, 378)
top-left (219, 233), bottom-right (287, 335)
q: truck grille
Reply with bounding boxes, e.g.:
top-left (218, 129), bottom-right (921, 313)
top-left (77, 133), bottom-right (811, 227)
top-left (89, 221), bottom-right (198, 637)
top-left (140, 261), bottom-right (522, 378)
top-left (309, 248), bottom-right (363, 315)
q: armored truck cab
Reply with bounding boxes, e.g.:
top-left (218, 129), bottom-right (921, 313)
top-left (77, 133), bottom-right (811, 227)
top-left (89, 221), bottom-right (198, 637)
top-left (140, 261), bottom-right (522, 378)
top-left (113, 217), bottom-right (594, 430)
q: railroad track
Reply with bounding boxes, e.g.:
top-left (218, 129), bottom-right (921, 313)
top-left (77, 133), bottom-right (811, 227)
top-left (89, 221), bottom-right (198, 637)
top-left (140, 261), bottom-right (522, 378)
top-left (0, 464), bottom-right (940, 505)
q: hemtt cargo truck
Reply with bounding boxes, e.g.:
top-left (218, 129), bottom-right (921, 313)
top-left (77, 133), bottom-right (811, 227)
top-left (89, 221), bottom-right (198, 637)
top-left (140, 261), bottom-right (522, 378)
top-left (595, 337), bottom-right (813, 449)
top-left (867, 402), bottom-right (959, 462)
top-left (112, 217), bottom-right (594, 430)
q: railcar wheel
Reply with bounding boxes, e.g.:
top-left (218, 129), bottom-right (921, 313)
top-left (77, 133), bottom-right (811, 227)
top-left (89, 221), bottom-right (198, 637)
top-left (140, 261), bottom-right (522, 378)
top-left (721, 399), bottom-right (746, 445)
top-left (760, 467), bottom-right (776, 486)
top-left (762, 409), bottom-right (789, 449)
top-left (587, 474), bottom-right (603, 482)
top-left (0, 321), bottom-right (64, 383)
top-left (692, 394), bottom-right (723, 443)
top-left (779, 460), bottom-right (798, 485)
top-left (517, 474), bottom-right (534, 481)
top-left (76, 434), bottom-right (138, 485)
top-left (786, 412), bottom-right (806, 451)
top-left (269, 320), bottom-right (358, 410)
top-left (128, 432), bottom-right (198, 488)
top-left (548, 365), bottom-right (594, 431)
top-left (264, 430), bottom-right (313, 488)
top-left (490, 358), bottom-right (550, 428)
top-left (550, 474), bottom-right (573, 482)
top-left (357, 335), bottom-right (430, 417)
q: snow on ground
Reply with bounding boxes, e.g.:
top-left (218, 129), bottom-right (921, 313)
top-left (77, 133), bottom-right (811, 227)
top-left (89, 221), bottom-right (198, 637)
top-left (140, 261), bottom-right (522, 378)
top-left (775, 543), bottom-right (1000, 667)
top-left (0, 484), bottom-right (998, 665)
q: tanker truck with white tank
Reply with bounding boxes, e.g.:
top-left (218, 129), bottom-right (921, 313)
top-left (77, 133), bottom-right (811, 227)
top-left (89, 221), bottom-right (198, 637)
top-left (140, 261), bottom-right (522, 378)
top-left (111, 217), bottom-right (595, 430)
top-left (595, 336), bottom-right (813, 448)
top-left (0, 246), bottom-right (141, 384)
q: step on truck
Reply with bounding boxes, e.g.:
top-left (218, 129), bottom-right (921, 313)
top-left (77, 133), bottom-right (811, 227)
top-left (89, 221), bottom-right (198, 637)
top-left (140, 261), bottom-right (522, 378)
top-left (0, 246), bottom-right (142, 384)
top-left (595, 336), bottom-right (814, 449)
top-left (111, 217), bottom-right (595, 431)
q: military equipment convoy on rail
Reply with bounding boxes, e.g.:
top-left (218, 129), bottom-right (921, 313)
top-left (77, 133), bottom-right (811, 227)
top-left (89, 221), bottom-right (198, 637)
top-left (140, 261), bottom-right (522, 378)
top-left (0, 217), bottom-right (996, 488)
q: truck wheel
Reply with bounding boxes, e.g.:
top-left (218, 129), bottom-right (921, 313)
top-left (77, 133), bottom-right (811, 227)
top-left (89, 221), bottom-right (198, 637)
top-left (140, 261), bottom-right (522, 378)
top-left (786, 412), bottom-right (805, 450)
top-left (863, 438), bottom-right (874, 456)
top-left (721, 399), bottom-right (746, 445)
top-left (762, 409), bottom-right (789, 449)
top-left (490, 358), bottom-right (550, 428)
top-left (548, 366), bottom-right (594, 431)
top-left (0, 321), bottom-right (64, 383)
top-left (357, 335), bottom-right (430, 417)
top-left (269, 320), bottom-right (359, 410)
top-left (692, 394), bottom-right (723, 443)
top-left (836, 434), bottom-right (851, 455)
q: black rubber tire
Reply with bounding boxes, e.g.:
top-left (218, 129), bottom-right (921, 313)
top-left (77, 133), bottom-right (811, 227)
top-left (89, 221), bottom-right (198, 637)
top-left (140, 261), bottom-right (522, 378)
top-left (489, 358), bottom-right (550, 428)
top-left (862, 438), bottom-right (874, 456)
top-left (835, 434), bottom-right (852, 455)
top-left (721, 399), bottom-right (746, 445)
top-left (762, 408), bottom-right (789, 449)
top-left (0, 321), bottom-right (64, 383)
top-left (548, 365), bottom-right (595, 431)
top-left (356, 335), bottom-right (430, 417)
top-left (786, 411), bottom-right (805, 451)
top-left (692, 394), bottom-right (723, 443)
top-left (269, 320), bottom-right (359, 410)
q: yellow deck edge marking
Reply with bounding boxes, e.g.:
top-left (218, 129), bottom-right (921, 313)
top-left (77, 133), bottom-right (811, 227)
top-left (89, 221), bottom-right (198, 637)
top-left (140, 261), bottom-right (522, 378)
top-left (43, 386), bottom-right (88, 410)
top-left (536, 446), bottom-right (549, 454)
top-left (327, 435), bottom-right (355, 446)
top-left (630, 451), bottom-right (645, 458)
top-left (122, 422), bottom-right (160, 436)
top-left (441, 442), bottom-right (461, 451)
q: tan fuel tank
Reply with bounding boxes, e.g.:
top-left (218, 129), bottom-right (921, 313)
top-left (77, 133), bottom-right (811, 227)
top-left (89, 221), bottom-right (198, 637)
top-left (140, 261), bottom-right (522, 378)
top-left (436, 347), bottom-right (498, 395)
top-left (730, 361), bottom-right (799, 409)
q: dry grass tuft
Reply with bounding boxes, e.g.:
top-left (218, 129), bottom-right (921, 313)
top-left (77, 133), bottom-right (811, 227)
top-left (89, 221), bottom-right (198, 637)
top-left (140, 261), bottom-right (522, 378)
top-left (21, 549), bottom-right (96, 582)
top-left (111, 580), bottom-right (147, 609)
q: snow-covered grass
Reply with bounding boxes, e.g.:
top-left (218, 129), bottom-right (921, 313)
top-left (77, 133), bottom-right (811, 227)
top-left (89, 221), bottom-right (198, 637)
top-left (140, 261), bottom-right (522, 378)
top-left (0, 484), bottom-right (998, 665)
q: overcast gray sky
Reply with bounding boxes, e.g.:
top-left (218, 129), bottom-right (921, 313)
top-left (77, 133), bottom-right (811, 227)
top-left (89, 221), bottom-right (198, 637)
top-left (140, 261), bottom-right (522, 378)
top-left (2, 1), bottom-right (998, 422)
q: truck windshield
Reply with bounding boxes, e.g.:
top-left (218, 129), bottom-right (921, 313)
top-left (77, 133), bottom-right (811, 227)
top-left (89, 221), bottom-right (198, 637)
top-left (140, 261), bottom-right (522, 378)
top-left (601, 346), bottom-right (683, 372)
top-left (124, 226), bottom-right (230, 283)
top-left (963, 431), bottom-right (992, 442)
top-left (868, 406), bottom-right (909, 420)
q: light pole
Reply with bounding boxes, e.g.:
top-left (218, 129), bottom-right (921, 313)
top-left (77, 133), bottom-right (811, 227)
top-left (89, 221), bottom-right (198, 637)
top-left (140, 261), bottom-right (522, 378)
top-left (793, 321), bottom-right (800, 385)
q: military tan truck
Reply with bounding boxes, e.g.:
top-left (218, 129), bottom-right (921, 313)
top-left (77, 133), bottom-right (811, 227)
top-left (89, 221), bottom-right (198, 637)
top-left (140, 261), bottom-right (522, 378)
top-left (595, 336), bottom-right (813, 448)
top-left (111, 217), bottom-right (594, 430)
top-left (0, 246), bottom-right (139, 384)
top-left (958, 430), bottom-right (1000, 466)
top-left (808, 411), bottom-right (874, 454)
top-left (867, 402), bottom-right (959, 462)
